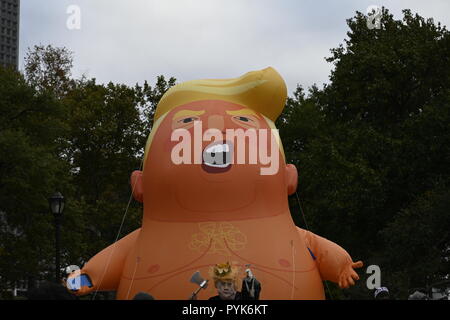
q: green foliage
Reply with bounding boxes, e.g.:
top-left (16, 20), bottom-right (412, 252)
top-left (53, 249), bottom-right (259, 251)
top-left (281, 8), bottom-right (450, 299)
top-left (323, 8), bottom-right (450, 130)
top-left (135, 75), bottom-right (177, 141)
top-left (0, 46), bottom-right (176, 294)
top-left (380, 185), bottom-right (450, 298)
top-left (0, 67), bottom-right (65, 289)
top-left (24, 45), bottom-right (75, 98)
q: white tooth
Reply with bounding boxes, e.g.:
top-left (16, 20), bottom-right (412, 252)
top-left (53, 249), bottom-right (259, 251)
top-left (205, 145), bottom-right (214, 153)
top-left (216, 144), bottom-right (224, 153)
top-left (206, 144), bottom-right (225, 153)
top-left (224, 144), bottom-right (229, 152)
top-left (204, 162), bottom-right (230, 168)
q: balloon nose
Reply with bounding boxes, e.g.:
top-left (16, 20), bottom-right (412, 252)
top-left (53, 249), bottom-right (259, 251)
top-left (207, 115), bottom-right (224, 131)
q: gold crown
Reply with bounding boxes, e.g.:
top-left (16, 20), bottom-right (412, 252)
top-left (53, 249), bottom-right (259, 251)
top-left (214, 262), bottom-right (232, 277)
top-left (211, 262), bottom-right (239, 284)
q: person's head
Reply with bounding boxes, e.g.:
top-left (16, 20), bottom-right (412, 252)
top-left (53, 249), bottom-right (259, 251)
top-left (408, 291), bottom-right (429, 300)
top-left (132, 292), bottom-right (155, 300)
top-left (215, 280), bottom-right (237, 300)
top-left (374, 287), bottom-right (390, 300)
top-left (211, 262), bottom-right (239, 300)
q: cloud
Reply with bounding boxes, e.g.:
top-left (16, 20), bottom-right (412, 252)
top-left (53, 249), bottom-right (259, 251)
top-left (19, 0), bottom-right (450, 95)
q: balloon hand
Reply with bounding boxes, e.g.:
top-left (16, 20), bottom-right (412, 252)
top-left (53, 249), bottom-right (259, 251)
top-left (66, 272), bottom-right (94, 296)
top-left (338, 261), bottom-right (363, 289)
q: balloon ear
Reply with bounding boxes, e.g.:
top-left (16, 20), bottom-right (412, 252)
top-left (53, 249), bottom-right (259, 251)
top-left (285, 164), bottom-right (298, 196)
top-left (130, 170), bottom-right (144, 203)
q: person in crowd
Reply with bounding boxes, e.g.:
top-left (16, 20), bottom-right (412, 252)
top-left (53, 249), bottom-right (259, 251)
top-left (374, 287), bottom-right (390, 300)
top-left (208, 262), bottom-right (242, 300)
top-left (241, 267), bottom-right (261, 300)
top-left (132, 292), bottom-right (155, 300)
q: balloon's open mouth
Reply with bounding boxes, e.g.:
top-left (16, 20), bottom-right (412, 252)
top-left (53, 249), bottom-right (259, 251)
top-left (201, 141), bottom-right (233, 173)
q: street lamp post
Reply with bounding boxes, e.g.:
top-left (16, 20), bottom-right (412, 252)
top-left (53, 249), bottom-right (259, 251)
top-left (48, 192), bottom-right (65, 282)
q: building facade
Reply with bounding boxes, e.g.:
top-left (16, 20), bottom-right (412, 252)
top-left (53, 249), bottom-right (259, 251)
top-left (0, 0), bottom-right (19, 69)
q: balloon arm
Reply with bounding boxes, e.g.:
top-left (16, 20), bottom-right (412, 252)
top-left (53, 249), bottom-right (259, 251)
top-left (77, 228), bottom-right (141, 293)
top-left (130, 171), bottom-right (144, 203)
top-left (297, 227), bottom-right (362, 287)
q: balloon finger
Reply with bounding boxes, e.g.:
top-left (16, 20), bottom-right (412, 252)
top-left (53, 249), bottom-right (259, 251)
top-left (348, 277), bottom-right (355, 286)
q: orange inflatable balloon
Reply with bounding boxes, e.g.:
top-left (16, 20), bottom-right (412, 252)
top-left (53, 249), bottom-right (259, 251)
top-left (67, 67), bottom-right (362, 299)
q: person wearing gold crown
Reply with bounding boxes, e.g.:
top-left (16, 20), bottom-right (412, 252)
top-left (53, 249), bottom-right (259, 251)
top-left (66, 67), bottom-right (363, 299)
top-left (208, 262), bottom-right (242, 300)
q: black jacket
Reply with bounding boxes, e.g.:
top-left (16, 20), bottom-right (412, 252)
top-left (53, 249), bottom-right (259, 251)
top-left (241, 278), bottom-right (261, 300)
top-left (208, 291), bottom-right (243, 300)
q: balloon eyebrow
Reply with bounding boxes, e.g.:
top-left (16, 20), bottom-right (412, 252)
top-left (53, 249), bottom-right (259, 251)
top-left (173, 110), bottom-right (205, 119)
top-left (226, 109), bottom-right (260, 118)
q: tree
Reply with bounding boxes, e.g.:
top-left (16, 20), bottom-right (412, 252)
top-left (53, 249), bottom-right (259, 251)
top-left (322, 8), bottom-right (450, 130)
top-left (380, 186), bottom-right (450, 299)
top-left (278, 8), bottom-right (450, 298)
top-left (62, 75), bottom-right (176, 257)
top-left (135, 75), bottom-right (176, 145)
top-left (0, 65), bottom-right (70, 293)
top-left (1, 44), bottom-right (177, 295)
top-left (24, 44), bottom-right (74, 98)
top-left (62, 80), bottom-right (143, 255)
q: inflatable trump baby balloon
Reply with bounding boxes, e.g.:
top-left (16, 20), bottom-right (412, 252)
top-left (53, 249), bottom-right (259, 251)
top-left (67, 67), bottom-right (363, 299)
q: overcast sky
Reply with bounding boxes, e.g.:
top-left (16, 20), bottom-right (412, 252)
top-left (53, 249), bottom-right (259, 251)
top-left (19, 0), bottom-right (450, 95)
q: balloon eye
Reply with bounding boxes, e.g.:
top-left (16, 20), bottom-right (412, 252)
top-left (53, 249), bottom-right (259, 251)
top-left (180, 117), bottom-right (195, 123)
top-left (237, 116), bottom-right (251, 122)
